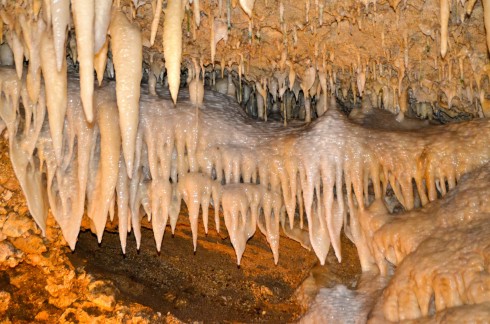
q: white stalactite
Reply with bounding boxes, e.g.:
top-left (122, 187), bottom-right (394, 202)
top-left (109, 9), bottom-right (143, 178)
top-left (6, 31), bottom-right (24, 80)
top-left (150, 0), bottom-right (162, 46)
top-left (94, 0), bottom-right (113, 53)
top-left (163, 0), bottom-right (184, 104)
top-left (239, 0), bottom-right (255, 18)
top-left (71, 0), bottom-right (95, 122)
top-left (51, 0), bottom-right (70, 72)
top-left (94, 37), bottom-right (109, 86)
top-left (89, 100), bottom-right (121, 242)
top-left (20, 15), bottom-right (45, 104)
top-left (40, 29), bottom-right (67, 165)
top-left (193, 0), bottom-right (200, 27)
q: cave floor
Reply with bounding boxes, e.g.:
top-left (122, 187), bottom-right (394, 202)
top-left (70, 213), bottom-right (361, 323)
top-left (0, 136), bottom-right (362, 323)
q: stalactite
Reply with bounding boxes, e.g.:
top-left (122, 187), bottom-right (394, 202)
top-left (94, 38), bottom-right (109, 86)
top-left (40, 28), bottom-right (67, 164)
top-left (150, 0), bottom-right (162, 46)
top-left (440, 0), bottom-right (450, 58)
top-left (239, 0), bottom-right (255, 18)
top-left (163, 0), bottom-right (184, 104)
top-left (109, 9), bottom-right (143, 178)
top-left (71, 0), bottom-right (95, 122)
top-left (360, 165), bottom-right (490, 321)
top-left (20, 14), bottom-right (45, 105)
top-left (94, 0), bottom-right (112, 53)
top-left (0, 1), bottom-right (490, 321)
top-left (1, 66), bottom-right (489, 270)
top-left (88, 99), bottom-right (121, 242)
top-left (51, 0), bottom-right (69, 72)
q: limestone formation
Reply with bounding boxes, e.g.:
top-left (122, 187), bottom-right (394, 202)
top-left (0, 0), bottom-right (489, 322)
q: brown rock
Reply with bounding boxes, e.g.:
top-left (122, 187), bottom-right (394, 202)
top-left (11, 235), bottom-right (47, 254)
top-left (35, 310), bottom-right (50, 322)
top-left (0, 178), bottom-right (20, 192)
top-left (0, 291), bottom-right (10, 313)
top-left (0, 240), bottom-right (23, 268)
top-left (59, 308), bottom-right (93, 323)
top-left (87, 281), bottom-right (116, 311)
top-left (34, 310), bottom-right (50, 321)
top-left (1, 212), bottom-right (34, 238)
top-left (48, 291), bottom-right (78, 309)
top-left (0, 213), bottom-right (6, 228)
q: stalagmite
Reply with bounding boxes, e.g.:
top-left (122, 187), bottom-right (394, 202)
top-left (109, 9), bottom-right (143, 177)
top-left (51, 0), bottom-right (70, 72)
top-left (375, 195), bottom-right (490, 321)
top-left (71, 0), bottom-right (95, 122)
top-left (255, 78), bottom-right (267, 120)
top-left (150, 0), bottom-right (162, 46)
top-left (40, 29), bottom-right (67, 164)
top-left (148, 54), bottom-right (164, 95)
top-left (163, 0), bottom-right (184, 104)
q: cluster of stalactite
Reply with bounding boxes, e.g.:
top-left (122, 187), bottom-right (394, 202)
top-left (359, 164), bottom-right (490, 322)
top-left (2, 0), bottom-right (490, 131)
top-left (1, 0), bottom-right (490, 322)
top-left (1, 68), bottom-right (490, 268)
